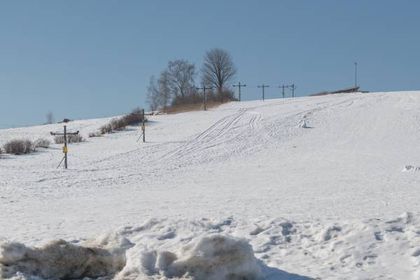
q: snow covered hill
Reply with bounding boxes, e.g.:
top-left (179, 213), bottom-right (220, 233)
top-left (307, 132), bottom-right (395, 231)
top-left (1, 91), bottom-right (420, 279)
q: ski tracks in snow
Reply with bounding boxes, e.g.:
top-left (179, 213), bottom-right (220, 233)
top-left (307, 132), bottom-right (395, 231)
top-left (160, 95), bottom-right (362, 167)
top-left (162, 108), bottom-right (263, 164)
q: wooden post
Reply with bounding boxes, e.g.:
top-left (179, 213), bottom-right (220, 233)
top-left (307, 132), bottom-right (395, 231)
top-left (203, 88), bottom-right (207, 111)
top-left (64, 125), bottom-right (68, 169)
top-left (50, 122), bottom-right (79, 169)
top-left (142, 109), bottom-right (145, 143)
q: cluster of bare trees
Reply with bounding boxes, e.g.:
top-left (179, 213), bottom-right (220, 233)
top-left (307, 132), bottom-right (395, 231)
top-left (147, 48), bottom-right (237, 111)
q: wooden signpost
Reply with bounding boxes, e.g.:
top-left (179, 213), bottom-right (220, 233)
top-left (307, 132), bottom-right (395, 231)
top-left (138, 109), bottom-right (152, 143)
top-left (51, 122), bottom-right (79, 169)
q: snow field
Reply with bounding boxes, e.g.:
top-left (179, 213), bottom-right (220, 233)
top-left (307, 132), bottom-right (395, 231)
top-left (1, 91), bottom-right (420, 279)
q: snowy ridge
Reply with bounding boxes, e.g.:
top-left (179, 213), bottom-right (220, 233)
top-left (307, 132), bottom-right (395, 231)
top-left (1, 214), bottom-right (420, 279)
top-left (1, 91), bottom-right (420, 279)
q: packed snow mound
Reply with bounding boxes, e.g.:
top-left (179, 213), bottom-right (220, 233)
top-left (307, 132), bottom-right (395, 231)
top-left (117, 234), bottom-right (262, 280)
top-left (0, 233), bottom-right (133, 280)
top-left (3, 214), bottom-right (420, 279)
top-left (1, 233), bottom-right (262, 280)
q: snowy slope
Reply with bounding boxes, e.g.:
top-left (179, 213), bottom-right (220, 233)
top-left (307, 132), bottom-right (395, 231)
top-left (1, 91), bottom-right (420, 279)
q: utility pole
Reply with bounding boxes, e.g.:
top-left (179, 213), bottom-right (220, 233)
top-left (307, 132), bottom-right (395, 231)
top-left (354, 62), bottom-right (358, 88)
top-left (196, 85), bottom-right (213, 110)
top-left (50, 122), bottom-right (79, 169)
top-left (280, 85), bottom-right (286, 98)
top-left (257, 84), bottom-right (269, 101)
top-left (290, 84), bottom-right (296, 98)
top-left (233, 82), bottom-right (246, 101)
top-left (279, 84), bottom-right (297, 98)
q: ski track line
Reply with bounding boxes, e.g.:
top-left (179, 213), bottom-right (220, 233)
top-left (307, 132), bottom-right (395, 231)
top-left (162, 109), bottom-right (266, 163)
top-left (162, 109), bottom-right (248, 160)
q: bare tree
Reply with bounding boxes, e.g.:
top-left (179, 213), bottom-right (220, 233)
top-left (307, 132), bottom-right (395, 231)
top-left (46, 112), bottom-right (54, 124)
top-left (145, 59), bottom-right (200, 110)
top-left (201, 48), bottom-right (237, 97)
top-left (158, 70), bottom-right (172, 110)
top-left (167, 60), bottom-right (196, 98)
top-left (146, 76), bottom-right (161, 111)
top-left (146, 70), bottom-right (175, 111)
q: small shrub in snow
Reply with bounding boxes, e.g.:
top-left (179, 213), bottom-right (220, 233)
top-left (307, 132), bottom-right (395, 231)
top-left (3, 139), bottom-right (34, 155)
top-left (122, 108), bottom-right (144, 126)
top-left (70, 134), bottom-right (84, 143)
top-left (110, 118), bottom-right (127, 131)
top-left (54, 134), bottom-right (84, 144)
top-left (99, 108), bottom-right (146, 135)
top-left (99, 123), bottom-right (113, 134)
top-left (34, 138), bottom-right (51, 149)
top-left (54, 135), bottom-right (65, 144)
top-left (88, 131), bottom-right (102, 138)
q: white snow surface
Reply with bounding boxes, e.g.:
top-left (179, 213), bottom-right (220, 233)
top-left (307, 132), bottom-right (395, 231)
top-left (1, 91), bottom-right (420, 279)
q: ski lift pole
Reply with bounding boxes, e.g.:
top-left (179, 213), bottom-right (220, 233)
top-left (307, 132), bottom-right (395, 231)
top-left (196, 85), bottom-right (213, 111)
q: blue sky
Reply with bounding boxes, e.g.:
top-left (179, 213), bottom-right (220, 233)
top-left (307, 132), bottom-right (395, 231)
top-left (1, 0), bottom-right (419, 128)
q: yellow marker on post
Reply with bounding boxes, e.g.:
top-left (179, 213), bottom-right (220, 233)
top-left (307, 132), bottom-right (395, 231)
top-left (51, 123), bottom-right (79, 169)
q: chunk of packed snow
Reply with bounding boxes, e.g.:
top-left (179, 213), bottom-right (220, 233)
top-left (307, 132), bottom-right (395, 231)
top-left (0, 233), bottom-right (132, 279)
top-left (117, 234), bottom-right (262, 280)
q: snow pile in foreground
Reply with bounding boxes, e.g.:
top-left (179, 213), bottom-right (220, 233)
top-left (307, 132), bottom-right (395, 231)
top-left (1, 234), bottom-right (262, 280)
top-left (118, 235), bottom-right (261, 280)
top-left (2, 213), bottom-right (420, 279)
top-left (0, 233), bottom-right (132, 279)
